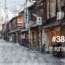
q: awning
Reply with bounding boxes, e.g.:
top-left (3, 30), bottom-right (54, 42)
top-left (8, 28), bottom-right (20, 33)
top-left (30, 24), bottom-right (38, 28)
top-left (21, 28), bottom-right (29, 32)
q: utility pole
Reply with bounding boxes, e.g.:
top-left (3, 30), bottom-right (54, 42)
top-left (25, 0), bottom-right (29, 29)
top-left (25, 0), bottom-right (31, 48)
top-left (4, 0), bottom-right (8, 40)
top-left (4, 0), bottom-right (8, 23)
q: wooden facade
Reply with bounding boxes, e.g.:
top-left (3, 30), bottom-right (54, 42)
top-left (36, 0), bottom-right (65, 52)
top-left (2, 23), bottom-right (7, 40)
top-left (30, 27), bottom-right (40, 49)
top-left (16, 16), bottom-right (24, 28)
top-left (19, 30), bottom-right (29, 47)
top-left (47, 26), bottom-right (61, 47)
top-left (28, 0), bottom-right (47, 50)
top-left (29, 0), bottom-right (65, 52)
top-left (7, 15), bottom-right (24, 43)
top-left (44, 24), bottom-right (65, 52)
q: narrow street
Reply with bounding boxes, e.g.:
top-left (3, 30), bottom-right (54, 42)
top-left (0, 39), bottom-right (65, 65)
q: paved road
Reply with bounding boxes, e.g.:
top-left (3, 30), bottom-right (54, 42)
top-left (0, 39), bottom-right (65, 65)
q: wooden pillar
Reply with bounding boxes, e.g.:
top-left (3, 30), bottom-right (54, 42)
top-left (38, 26), bottom-right (42, 51)
top-left (29, 28), bottom-right (32, 48)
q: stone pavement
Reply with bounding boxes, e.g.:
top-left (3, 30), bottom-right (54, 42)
top-left (0, 39), bottom-right (65, 65)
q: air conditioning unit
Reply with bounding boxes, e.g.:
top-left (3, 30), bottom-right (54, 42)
top-left (57, 11), bottom-right (64, 20)
top-left (36, 17), bottom-right (42, 25)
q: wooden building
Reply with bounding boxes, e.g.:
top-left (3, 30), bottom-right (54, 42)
top-left (28, 0), bottom-right (47, 51)
top-left (28, 0), bottom-right (65, 52)
top-left (19, 28), bottom-right (29, 47)
top-left (43, 0), bottom-right (65, 52)
top-left (8, 15), bottom-right (24, 43)
top-left (2, 23), bottom-right (6, 40)
top-left (18, 9), bottom-right (30, 47)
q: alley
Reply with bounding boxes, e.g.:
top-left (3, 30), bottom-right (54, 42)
top-left (0, 39), bottom-right (65, 65)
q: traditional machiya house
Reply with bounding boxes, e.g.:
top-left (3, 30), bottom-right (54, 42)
top-left (2, 24), bottom-right (5, 39)
top-left (28, 0), bottom-right (47, 51)
top-left (18, 1), bottom-right (36, 47)
top-left (2, 24), bottom-right (6, 40)
top-left (16, 15), bottom-right (24, 43)
top-left (2, 23), bottom-right (9, 41)
top-left (18, 7), bottom-right (30, 47)
top-left (8, 20), bottom-right (12, 41)
top-left (5, 22), bottom-right (10, 41)
top-left (43, 0), bottom-right (65, 52)
top-left (16, 12), bottom-right (29, 46)
top-left (8, 15), bottom-right (24, 43)
top-left (28, 0), bottom-right (65, 53)
top-left (19, 28), bottom-right (29, 47)
top-left (8, 17), bottom-right (17, 42)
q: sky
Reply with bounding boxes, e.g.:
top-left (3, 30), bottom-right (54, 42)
top-left (0, 0), bottom-right (26, 27)
top-left (0, 0), bottom-right (35, 24)
top-left (0, 0), bottom-right (26, 12)
top-left (0, 0), bottom-right (35, 30)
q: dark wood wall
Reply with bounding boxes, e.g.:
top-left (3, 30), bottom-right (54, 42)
top-left (32, 0), bottom-right (65, 19)
top-left (30, 0), bottom-right (47, 21)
